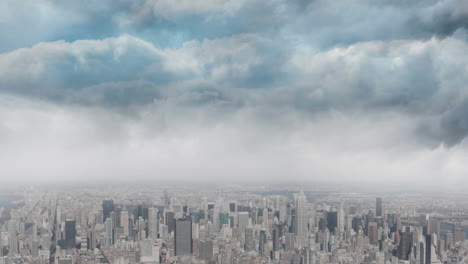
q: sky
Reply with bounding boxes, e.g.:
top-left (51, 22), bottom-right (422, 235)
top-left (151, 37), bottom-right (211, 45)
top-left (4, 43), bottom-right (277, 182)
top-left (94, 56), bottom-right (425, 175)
top-left (1, 0), bottom-right (468, 183)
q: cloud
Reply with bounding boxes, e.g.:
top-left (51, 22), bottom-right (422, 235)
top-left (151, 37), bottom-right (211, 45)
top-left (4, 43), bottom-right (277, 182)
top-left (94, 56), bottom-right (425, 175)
top-left (2, 0), bottom-right (468, 53)
top-left (2, 0), bottom-right (468, 182)
top-left (2, 32), bottom-right (468, 147)
top-left (2, 95), bottom-right (468, 183)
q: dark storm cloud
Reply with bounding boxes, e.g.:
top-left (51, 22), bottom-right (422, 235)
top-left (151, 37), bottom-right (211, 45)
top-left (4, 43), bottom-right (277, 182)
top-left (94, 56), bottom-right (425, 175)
top-left (2, 0), bottom-right (468, 181)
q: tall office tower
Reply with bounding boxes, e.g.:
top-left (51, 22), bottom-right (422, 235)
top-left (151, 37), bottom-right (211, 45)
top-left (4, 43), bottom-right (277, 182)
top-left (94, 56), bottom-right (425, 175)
top-left (446, 232), bottom-right (454, 248)
top-left (105, 218), bottom-right (113, 247)
top-left (368, 222), bottom-right (378, 245)
top-left (454, 226), bottom-right (466, 243)
top-left (164, 190), bottom-right (170, 209)
top-left (114, 205), bottom-right (122, 227)
top-left (338, 202), bottom-right (345, 233)
top-left (109, 211), bottom-right (116, 242)
top-left (64, 220), bottom-right (76, 249)
top-left (419, 214), bottom-right (428, 227)
top-left (295, 189), bottom-right (308, 248)
top-left (274, 195), bottom-right (281, 210)
top-left (398, 229), bottom-right (413, 260)
top-left (245, 226), bottom-right (255, 252)
top-left (427, 219), bottom-right (440, 238)
top-left (102, 200), bottom-right (114, 222)
top-left (376, 197), bottom-right (383, 217)
top-left (199, 239), bottom-right (213, 261)
top-left (262, 207), bottom-right (269, 231)
top-left (87, 230), bottom-right (96, 250)
top-left (165, 211), bottom-right (175, 233)
top-left (273, 225), bottom-right (281, 252)
top-left (138, 217), bottom-right (146, 240)
top-left (326, 211), bottom-right (338, 233)
top-left (219, 213), bottom-right (229, 229)
top-left (201, 197), bottom-right (208, 213)
top-left (213, 202), bottom-right (221, 231)
top-left (121, 210), bottom-right (129, 237)
top-left (419, 241), bottom-right (425, 264)
top-left (238, 212), bottom-right (249, 233)
top-left (425, 233), bottom-right (439, 264)
top-left (259, 229), bottom-right (267, 256)
top-left (175, 218), bottom-right (193, 256)
top-left (229, 203), bottom-right (236, 212)
top-left (148, 208), bottom-right (158, 240)
top-left (323, 229), bottom-right (330, 252)
top-left (285, 233), bottom-right (296, 251)
top-left (207, 203), bottom-right (214, 210)
top-left (280, 202), bottom-right (287, 223)
top-left (352, 216), bottom-right (363, 233)
top-left (8, 220), bottom-right (18, 256)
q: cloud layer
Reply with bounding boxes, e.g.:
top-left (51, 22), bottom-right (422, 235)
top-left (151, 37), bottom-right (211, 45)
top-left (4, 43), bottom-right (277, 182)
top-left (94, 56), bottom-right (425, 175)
top-left (1, 0), bottom-right (468, 182)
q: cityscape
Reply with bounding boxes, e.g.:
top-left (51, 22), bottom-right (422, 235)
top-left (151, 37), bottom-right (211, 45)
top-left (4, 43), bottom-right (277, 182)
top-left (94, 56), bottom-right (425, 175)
top-left (2, 0), bottom-right (468, 263)
top-left (1, 183), bottom-right (468, 263)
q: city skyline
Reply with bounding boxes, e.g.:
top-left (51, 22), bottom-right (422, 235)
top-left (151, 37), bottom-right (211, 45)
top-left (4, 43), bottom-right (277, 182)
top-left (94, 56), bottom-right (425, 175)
top-left (1, 0), bottom-right (468, 182)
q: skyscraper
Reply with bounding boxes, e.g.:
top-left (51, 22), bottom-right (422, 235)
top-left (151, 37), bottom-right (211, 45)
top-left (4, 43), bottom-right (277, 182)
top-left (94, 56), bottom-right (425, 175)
top-left (238, 212), bottom-right (249, 233)
top-left (199, 239), bottom-right (213, 261)
top-left (64, 220), bottom-right (76, 249)
top-left (148, 207), bottom-right (159, 240)
top-left (376, 197), bottom-right (383, 217)
top-left (166, 211), bottom-right (175, 234)
top-left (259, 229), bottom-right (267, 256)
top-left (105, 218), bottom-right (113, 247)
top-left (8, 220), bottom-right (18, 256)
top-left (398, 229), bottom-right (413, 260)
top-left (120, 210), bottom-right (129, 237)
top-left (326, 211), bottom-right (338, 233)
top-left (427, 219), bottom-right (440, 238)
top-left (175, 218), bottom-right (192, 256)
top-left (295, 189), bottom-right (307, 248)
top-left (368, 222), bottom-right (378, 245)
top-left (102, 200), bottom-right (114, 222)
top-left (273, 223), bottom-right (282, 252)
top-left (245, 226), bottom-right (255, 252)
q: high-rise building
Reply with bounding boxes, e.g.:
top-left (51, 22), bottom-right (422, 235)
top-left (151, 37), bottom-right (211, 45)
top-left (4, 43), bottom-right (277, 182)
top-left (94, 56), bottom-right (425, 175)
top-left (148, 207), bottom-right (158, 240)
top-left (427, 219), bottom-right (440, 238)
top-left (238, 212), bottom-right (249, 233)
top-left (105, 218), bottom-right (113, 247)
top-left (121, 210), bottom-right (129, 237)
top-left (166, 211), bottom-right (175, 233)
top-left (219, 213), bottom-right (229, 229)
top-left (376, 197), bottom-right (383, 217)
top-left (64, 220), bottom-right (76, 249)
top-left (259, 229), bottom-right (267, 256)
top-left (229, 202), bottom-right (236, 212)
top-left (326, 211), bottom-right (338, 233)
top-left (368, 222), bottom-right (378, 245)
top-left (199, 239), bottom-right (213, 261)
top-left (398, 229), bottom-right (413, 260)
top-left (102, 200), bottom-right (114, 222)
top-left (295, 189), bottom-right (308, 248)
top-left (8, 220), bottom-right (18, 256)
top-left (273, 223), bottom-right (282, 252)
top-left (454, 226), bottom-right (466, 243)
top-left (175, 218), bottom-right (192, 256)
top-left (245, 226), bottom-right (255, 252)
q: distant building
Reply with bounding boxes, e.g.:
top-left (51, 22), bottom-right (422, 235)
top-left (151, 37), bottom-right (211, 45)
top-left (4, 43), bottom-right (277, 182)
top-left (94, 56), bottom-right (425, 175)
top-left (64, 220), bottom-right (76, 249)
top-left (295, 189), bottom-right (308, 248)
top-left (368, 222), bottom-right (378, 245)
top-left (175, 218), bottom-right (192, 256)
top-left (102, 200), bottom-right (115, 222)
top-left (376, 197), bottom-right (383, 217)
